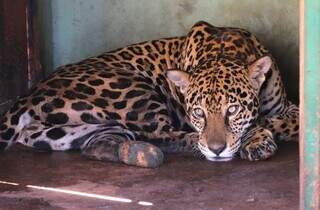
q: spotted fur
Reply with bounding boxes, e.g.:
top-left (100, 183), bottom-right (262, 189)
top-left (0, 21), bottom-right (298, 167)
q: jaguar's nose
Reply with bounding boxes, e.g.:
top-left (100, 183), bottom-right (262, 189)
top-left (209, 143), bottom-right (226, 156)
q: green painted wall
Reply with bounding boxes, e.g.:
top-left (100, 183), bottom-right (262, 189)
top-left (37, 0), bottom-right (298, 102)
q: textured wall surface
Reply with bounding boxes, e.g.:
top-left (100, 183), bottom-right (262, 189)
top-left (37, 0), bottom-right (299, 102)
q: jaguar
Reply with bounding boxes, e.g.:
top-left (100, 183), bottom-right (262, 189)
top-left (0, 21), bottom-right (299, 167)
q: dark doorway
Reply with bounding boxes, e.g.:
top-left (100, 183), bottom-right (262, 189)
top-left (0, 0), bottom-right (42, 114)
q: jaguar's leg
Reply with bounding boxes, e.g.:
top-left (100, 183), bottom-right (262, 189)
top-left (261, 103), bottom-right (299, 142)
top-left (240, 125), bottom-right (278, 161)
top-left (240, 103), bottom-right (299, 161)
top-left (82, 128), bottom-right (199, 168)
top-left (81, 126), bottom-right (165, 168)
top-left (83, 139), bottom-right (165, 168)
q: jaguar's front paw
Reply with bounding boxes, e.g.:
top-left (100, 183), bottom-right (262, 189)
top-left (119, 141), bottom-right (164, 168)
top-left (240, 128), bottom-right (277, 161)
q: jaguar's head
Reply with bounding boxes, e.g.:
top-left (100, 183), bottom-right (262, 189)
top-left (167, 55), bottom-right (272, 161)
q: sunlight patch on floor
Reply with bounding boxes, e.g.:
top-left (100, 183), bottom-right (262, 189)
top-left (0, 180), bottom-right (153, 206)
top-left (0, 180), bottom-right (19, 186)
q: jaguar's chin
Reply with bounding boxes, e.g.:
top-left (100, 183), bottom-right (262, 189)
top-left (205, 156), bottom-right (233, 162)
top-left (197, 143), bottom-right (235, 162)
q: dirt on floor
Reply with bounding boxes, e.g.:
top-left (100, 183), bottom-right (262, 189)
top-left (0, 142), bottom-right (299, 210)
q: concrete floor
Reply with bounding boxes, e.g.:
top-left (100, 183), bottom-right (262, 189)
top-left (0, 142), bottom-right (299, 210)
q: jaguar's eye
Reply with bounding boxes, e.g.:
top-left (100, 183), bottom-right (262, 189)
top-left (193, 108), bottom-right (205, 118)
top-left (227, 105), bottom-right (240, 116)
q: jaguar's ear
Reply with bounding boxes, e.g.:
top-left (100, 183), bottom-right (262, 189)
top-left (248, 56), bottom-right (272, 90)
top-left (166, 69), bottom-right (190, 94)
